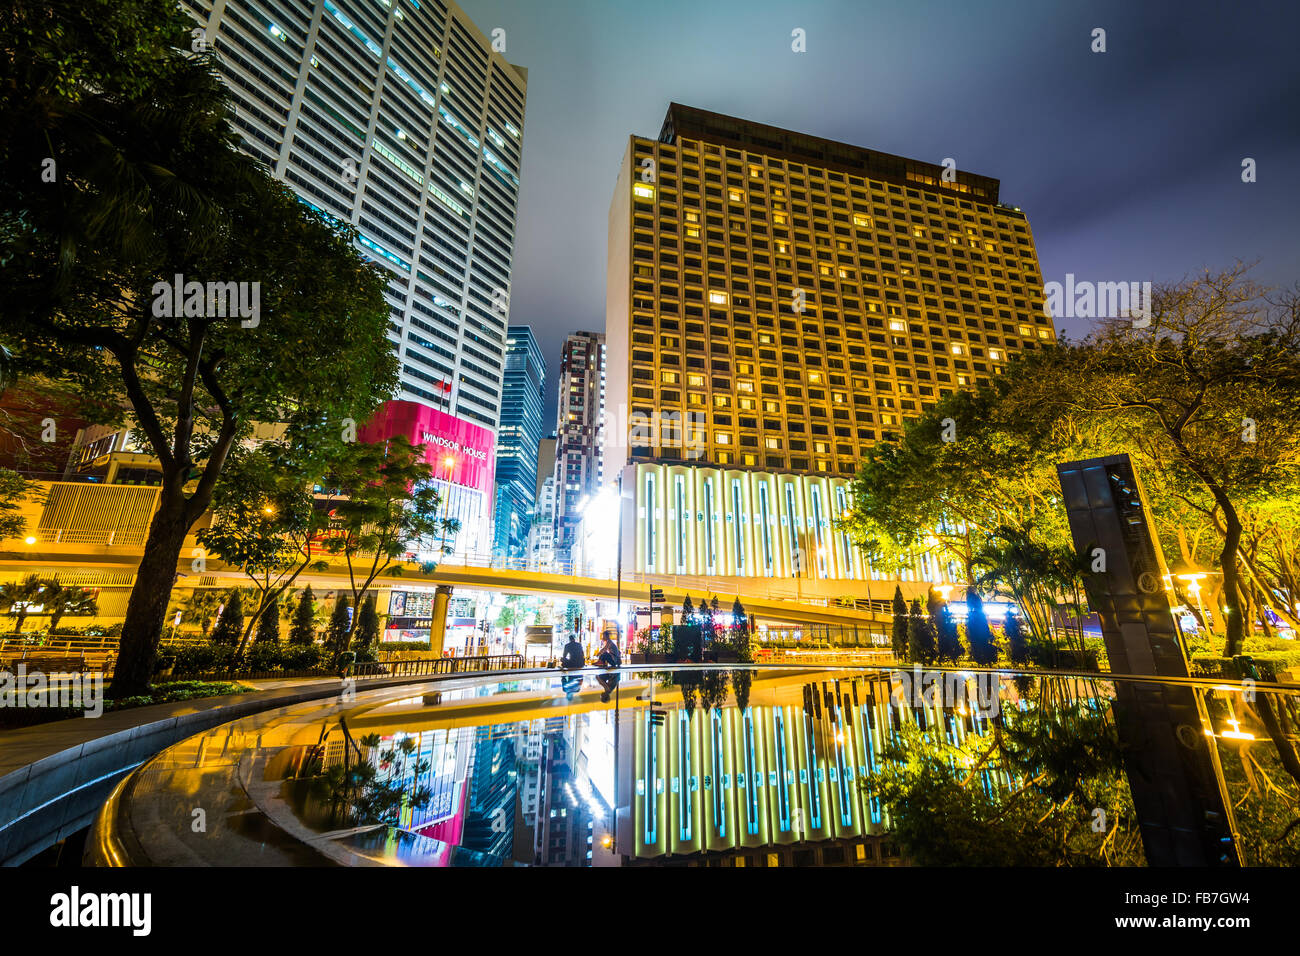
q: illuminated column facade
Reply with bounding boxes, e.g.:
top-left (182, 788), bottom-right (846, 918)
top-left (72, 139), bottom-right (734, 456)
top-left (630, 462), bottom-right (861, 581)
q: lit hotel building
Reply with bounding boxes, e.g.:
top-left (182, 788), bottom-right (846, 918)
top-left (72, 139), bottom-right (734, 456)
top-left (605, 104), bottom-right (1055, 582)
top-left (183, 0), bottom-right (527, 431)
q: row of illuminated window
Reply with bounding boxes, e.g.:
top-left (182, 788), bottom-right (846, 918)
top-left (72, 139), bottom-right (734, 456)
top-left (634, 135), bottom-right (1013, 219)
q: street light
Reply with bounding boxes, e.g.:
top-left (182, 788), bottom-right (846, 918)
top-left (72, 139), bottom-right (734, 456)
top-left (1169, 557), bottom-right (1213, 635)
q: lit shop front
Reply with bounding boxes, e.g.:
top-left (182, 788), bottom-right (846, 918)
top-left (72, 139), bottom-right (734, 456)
top-left (360, 399), bottom-right (496, 557)
top-left (384, 589), bottom-right (484, 653)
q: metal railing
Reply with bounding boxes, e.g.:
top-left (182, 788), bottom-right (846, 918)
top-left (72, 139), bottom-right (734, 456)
top-left (353, 653), bottom-right (525, 678)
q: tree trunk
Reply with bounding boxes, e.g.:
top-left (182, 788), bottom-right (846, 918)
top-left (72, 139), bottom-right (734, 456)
top-left (109, 494), bottom-right (193, 697)
top-left (1219, 502), bottom-right (1246, 657)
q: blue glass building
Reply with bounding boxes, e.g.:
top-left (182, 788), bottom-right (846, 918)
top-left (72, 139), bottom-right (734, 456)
top-left (492, 326), bottom-right (546, 558)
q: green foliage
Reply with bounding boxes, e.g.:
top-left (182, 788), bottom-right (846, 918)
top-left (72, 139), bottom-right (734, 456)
top-left (105, 681), bottom-right (252, 713)
top-left (320, 438), bottom-right (449, 645)
top-left (254, 599), bottom-right (280, 645)
top-left (325, 594), bottom-right (351, 659)
top-left (1006, 613), bottom-right (1030, 667)
top-left (906, 597), bottom-right (937, 664)
top-left (209, 590), bottom-right (244, 647)
top-left (180, 589), bottom-right (223, 638)
top-left (890, 585), bottom-right (908, 661)
top-left (312, 738), bottom-right (432, 828)
top-left (0, 574), bottom-right (55, 633)
top-left (1, 0), bottom-right (400, 695)
top-left (354, 594), bottom-right (380, 657)
top-left (0, 468), bottom-right (34, 540)
top-left (934, 601), bottom-right (963, 664)
top-left (171, 642), bottom-right (240, 676)
top-left (867, 693), bottom-right (1144, 866)
top-left (563, 598), bottom-right (582, 634)
top-left (289, 584), bottom-right (316, 646)
top-left (282, 643), bottom-right (323, 670)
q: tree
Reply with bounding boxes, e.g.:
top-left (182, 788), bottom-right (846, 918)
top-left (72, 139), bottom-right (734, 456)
top-left (890, 585), bottom-right (909, 662)
top-left (0, 468), bottom-right (36, 540)
top-left (354, 594), bottom-right (380, 658)
top-left (210, 590), bottom-right (244, 647)
top-left (681, 594), bottom-right (695, 622)
top-left (907, 597), bottom-right (937, 664)
top-left (1006, 612), bottom-right (1031, 667)
top-left (321, 438), bottom-right (452, 650)
top-left (254, 599), bottom-right (280, 645)
top-left (289, 585), bottom-right (317, 646)
top-left (181, 589), bottom-right (223, 639)
top-left (44, 582), bottom-right (98, 633)
top-left (972, 524), bottom-right (1090, 667)
top-left (934, 600), bottom-right (963, 665)
top-left (1009, 266), bottom-right (1300, 656)
top-left (966, 588), bottom-right (997, 666)
top-left (0, 574), bottom-right (46, 634)
top-left (1, 0), bottom-right (400, 696)
top-left (325, 594), bottom-right (351, 660)
top-left (197, 442), bottom-right (333, 660)
top-left (562, 598), bottom-right (582, 635)
top-left (841, 382), bottom-right (1072, 585)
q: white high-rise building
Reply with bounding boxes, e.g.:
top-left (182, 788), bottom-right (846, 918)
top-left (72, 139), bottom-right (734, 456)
top-left (184, 0), bottom-right (527, 430)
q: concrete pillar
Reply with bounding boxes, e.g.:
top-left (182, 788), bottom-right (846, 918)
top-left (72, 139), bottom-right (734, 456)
top-left (429, 585), bottom-right (453, 656)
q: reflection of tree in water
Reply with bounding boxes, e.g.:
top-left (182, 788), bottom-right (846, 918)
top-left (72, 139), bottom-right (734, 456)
top-left (1206, 689), bottom-right (1300, 865)
top-left (865, 676), bottom-right (1146, 866)
top-left (699, 669), bottom-right (728, 711)
top-left (309, 733), bottom-right (432, 829)
top-left (662, 668), bottom-right (751, 713)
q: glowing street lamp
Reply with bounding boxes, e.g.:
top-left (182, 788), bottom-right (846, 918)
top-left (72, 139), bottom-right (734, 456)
top-left (1170, 557), bottom-right (1213, 635)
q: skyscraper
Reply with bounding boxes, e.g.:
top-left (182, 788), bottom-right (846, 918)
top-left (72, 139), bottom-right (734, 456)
top-left (606, 104), bottom-right (1056, 580)
top-left (552, 332), bottom-right (606, 567)
top-left (183, 0), bottom-right (527, 431)
top-left (493, 326), bottom-right (546, 559)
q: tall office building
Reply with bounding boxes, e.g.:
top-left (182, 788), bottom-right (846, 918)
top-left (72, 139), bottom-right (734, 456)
top-left (606, 104), bottom-right (1055, 581)
top-left (183, 0), bottom-right (527, 431)
top-left (492, 326), bottom-right (546, 558)
top-left (552, 332), bottom-right (607, 566)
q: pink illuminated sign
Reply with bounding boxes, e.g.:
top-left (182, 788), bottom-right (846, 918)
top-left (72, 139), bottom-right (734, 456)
top-left (359, 400), bottom-right (495, 498)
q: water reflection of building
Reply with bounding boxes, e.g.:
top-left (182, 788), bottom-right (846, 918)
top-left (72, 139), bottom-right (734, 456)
top-left (459, 726), bottom-right (518, 858)
top-left (532, 712), bottom-right (616, 866)
top-left (614, 674), bottom-right (1004, 866)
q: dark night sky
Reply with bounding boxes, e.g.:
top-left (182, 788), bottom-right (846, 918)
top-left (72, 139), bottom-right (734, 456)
top-left (459, 0), bottom-right (1300, 427)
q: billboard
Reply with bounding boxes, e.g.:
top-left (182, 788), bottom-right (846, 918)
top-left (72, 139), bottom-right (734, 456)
top-left (359, 399), bottom-right (496, 498)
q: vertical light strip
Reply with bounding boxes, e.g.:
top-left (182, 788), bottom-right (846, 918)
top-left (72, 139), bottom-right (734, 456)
top-left (758, 483), bottom-right (773, 575)
top-left (703, 478), bottom-right (716, 573)
top-left (731, 479), bottom-right (744, 573)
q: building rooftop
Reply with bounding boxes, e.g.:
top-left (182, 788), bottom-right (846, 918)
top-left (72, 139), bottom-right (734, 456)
top-left (657, 103), bottom-right (1001, 206)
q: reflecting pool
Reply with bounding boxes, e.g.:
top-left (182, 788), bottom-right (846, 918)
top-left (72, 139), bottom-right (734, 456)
top-left (89, 665), bottom-right (1300, 867)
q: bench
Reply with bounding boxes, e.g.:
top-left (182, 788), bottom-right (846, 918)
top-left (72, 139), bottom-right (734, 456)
top-left (2, 654), bottom-right (93, 674)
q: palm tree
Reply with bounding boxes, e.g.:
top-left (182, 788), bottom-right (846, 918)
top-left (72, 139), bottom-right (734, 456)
top-left (180, 589), bottom-right (223, 638)
top-left (44, 582), bottom-right (98, 633)
top-left (972, 524), bottom-right (1090, 666)
top-left (0, 574), bottom-right (48, 635)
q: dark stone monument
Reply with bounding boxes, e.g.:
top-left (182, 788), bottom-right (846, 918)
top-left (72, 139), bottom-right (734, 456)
top-left (1056, 453), bottom-right (1241, 866)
